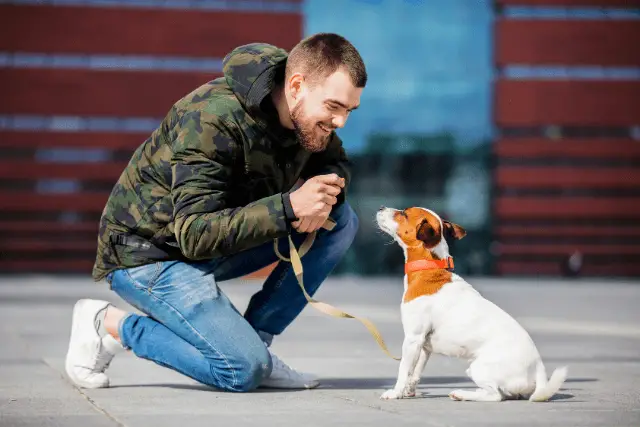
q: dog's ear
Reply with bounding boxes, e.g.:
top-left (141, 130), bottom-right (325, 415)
top-left (416, 219), bottom-right (440, 246)
top-left (443, 220), bottom-right (466, 240)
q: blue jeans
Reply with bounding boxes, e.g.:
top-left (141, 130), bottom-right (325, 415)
top-left (105, 202), bottom-right (358, 392)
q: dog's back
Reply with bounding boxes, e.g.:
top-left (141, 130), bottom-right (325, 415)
top-left (425, 275), bottom-right (568, 400)
top-left (426, 275), bottom-right (540, 361)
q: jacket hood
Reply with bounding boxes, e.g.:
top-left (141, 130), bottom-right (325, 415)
top-left (222, 43), bottom-right (289, 116)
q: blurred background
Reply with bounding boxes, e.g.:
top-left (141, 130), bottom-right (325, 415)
top-left (0, 0), bottom-right (638, 279)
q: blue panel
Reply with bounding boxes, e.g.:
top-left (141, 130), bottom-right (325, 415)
top-left (303, 0), bottom-right (494, 153)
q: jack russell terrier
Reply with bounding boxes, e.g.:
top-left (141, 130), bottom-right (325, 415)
top-left (376, 206), bottom-right (567, 402)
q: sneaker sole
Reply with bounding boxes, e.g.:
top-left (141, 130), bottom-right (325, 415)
top-left (259, 379), bottom-right (320, 389)
top-left (65, 299), bottom-right (110, 389)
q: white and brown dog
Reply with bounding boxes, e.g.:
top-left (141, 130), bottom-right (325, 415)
top-left (376, 206), bottom-right (567, 402)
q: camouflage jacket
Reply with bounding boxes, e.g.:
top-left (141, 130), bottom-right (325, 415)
top-left (92, 43), bottom-right (351, 281)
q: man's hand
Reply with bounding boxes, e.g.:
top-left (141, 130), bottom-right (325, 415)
top-left (289, 173), bottom-right (344, 233)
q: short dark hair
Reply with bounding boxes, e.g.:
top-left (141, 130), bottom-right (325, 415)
top-left (286, 33), bottom-right (367, 88)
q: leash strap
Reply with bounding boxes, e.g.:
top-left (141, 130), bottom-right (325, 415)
top-left (274, 218), bottom-right (400, 361)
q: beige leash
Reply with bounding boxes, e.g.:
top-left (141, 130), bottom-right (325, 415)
top-left (274, 218), bottom-right (400, 361)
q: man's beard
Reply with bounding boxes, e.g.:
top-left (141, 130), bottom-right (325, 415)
top-left (290, 102), bottom-right (331, 153)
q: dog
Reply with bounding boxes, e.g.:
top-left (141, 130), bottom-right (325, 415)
top-left (376, 206), bottom-right (567, 402)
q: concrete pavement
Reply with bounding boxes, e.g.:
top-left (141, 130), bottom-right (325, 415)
top-left (1, 274), bottom-right (639, 427)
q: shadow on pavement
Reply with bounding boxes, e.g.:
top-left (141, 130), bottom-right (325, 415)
top-left (106, 376), bottom-right (594, 398)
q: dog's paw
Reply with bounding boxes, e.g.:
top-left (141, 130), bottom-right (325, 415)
top-left (405, 381), bottom-right (419, 397)
top-left (380, 389), bottom-right (403, 400)
top-left (403, 386), bottom-right (417, 398)
top-left (448, 389), bottom-right (465, 401)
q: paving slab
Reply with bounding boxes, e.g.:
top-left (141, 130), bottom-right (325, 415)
top-left (1, 275), bottom-right (639, 427)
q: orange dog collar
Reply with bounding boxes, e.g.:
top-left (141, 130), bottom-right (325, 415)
top-left (405, 257), bottom-right (455, 274)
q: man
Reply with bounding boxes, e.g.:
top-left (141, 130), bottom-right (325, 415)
top-left (65, 33), bottom-right (366, 392)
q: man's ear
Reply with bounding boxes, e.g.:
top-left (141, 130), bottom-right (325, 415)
top-left (416, 219), bottom-right (439, 247)
top-left (288, 72), bottom-right (305, 100)
top-left (443, 220), bottom-right (466, 240)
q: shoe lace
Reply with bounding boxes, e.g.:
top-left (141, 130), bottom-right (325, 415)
top-left (92, 343), bottom-right (114, 372)
top-left (269, 350), bottom-right (297, 375)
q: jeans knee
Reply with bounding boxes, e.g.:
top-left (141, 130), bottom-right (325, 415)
top-left (227, 347), bottom-right (272, 392)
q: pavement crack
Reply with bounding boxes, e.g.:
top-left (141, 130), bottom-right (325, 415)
top-left (41, 358), bottom-right (127, 427)
top-left (332, 395), bottom-right (401, 414)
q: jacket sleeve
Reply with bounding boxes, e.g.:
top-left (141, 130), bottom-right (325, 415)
top-left (171, 112), bottom-right (289, 260)
top-left (300, 132), bottom-right (352, 205)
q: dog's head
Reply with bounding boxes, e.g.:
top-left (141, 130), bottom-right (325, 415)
top-left (376, 206), bottom-right (466, 253)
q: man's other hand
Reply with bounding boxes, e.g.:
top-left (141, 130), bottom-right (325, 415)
top-left (289, 173), bottom-right (344, 233)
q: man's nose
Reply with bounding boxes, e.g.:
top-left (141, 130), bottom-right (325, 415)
top-left (332, 115), bottom-right (347, 129)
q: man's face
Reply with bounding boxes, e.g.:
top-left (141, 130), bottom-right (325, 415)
top-left (289, 67), bottom-right (363, 153)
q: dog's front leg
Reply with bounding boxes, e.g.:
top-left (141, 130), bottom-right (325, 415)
top-left (381, 301), bottom-right (430, 400)
top-left (406, 346), bottom-right (431, 395)
top-left (381, 334), bottom-right (425, 399)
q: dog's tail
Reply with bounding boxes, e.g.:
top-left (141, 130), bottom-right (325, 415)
top-left (528, 361), bottom-right (568, 402)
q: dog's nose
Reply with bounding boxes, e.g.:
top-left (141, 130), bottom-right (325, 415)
top-left (379, 206), bottom-right (386, 211)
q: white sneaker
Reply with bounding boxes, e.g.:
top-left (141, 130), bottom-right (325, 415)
top-left (260, 349), bottom-right (320, 389)
top-left (65, 299), bottom-right (125, 389)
